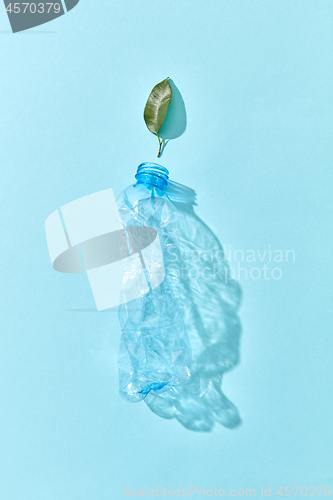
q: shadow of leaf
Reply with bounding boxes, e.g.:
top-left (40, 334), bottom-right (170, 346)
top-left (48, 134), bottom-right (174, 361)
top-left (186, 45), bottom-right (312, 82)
top-left (158, 79), bottom-right (187, 156)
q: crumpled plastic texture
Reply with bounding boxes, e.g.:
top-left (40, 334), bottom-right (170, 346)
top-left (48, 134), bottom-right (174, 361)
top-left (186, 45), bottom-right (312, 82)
top-left (116, 181), bottom-right (192, 402)
top-left (143, 182), bottom-right (242, 431)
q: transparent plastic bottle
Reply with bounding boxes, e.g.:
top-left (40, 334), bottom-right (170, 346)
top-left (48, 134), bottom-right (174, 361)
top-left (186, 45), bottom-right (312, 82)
top-left (144, 181), bottom-right (242, 430)
top-left (116, 163), bottom-right (192, 403)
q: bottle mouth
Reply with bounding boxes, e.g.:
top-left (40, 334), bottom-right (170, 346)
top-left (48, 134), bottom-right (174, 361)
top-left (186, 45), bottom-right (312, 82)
top-left (135, 162), bottom-right (169, 190)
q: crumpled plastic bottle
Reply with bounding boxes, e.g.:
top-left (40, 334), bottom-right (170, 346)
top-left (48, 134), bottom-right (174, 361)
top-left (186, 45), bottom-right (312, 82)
top-left (144, 181), bottom-right (242, 430)
top-left (116, 162), bottom-right (192, 402)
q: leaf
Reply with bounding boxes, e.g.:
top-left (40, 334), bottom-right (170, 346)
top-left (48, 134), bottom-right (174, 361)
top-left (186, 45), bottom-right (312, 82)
top-left (144, 78), bottom-right (172, 136)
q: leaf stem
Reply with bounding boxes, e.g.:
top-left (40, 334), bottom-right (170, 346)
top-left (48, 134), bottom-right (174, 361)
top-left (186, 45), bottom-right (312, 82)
top-left (157, 133), bottom-right (165, 157)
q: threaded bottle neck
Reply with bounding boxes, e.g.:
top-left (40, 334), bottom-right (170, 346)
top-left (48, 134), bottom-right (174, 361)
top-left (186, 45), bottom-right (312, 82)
top-left (135, 162), bottom-right (169, 190)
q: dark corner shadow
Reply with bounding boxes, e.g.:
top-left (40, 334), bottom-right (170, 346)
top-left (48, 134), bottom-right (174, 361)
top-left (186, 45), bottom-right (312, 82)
top-left (144, 181), bottom-right (243, 432)
top-left (158, 79), bottom-right (187, 157)
top-left (0, 31), bottom-right (56, 34)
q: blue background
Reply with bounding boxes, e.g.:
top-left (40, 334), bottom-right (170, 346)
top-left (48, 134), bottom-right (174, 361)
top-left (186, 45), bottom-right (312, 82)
top-left (0, 1), bottom-right (332, 498)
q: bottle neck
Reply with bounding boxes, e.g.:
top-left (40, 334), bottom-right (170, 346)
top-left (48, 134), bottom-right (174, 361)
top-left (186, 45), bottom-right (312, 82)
top-left (135, 162), bottom-right (169, 190)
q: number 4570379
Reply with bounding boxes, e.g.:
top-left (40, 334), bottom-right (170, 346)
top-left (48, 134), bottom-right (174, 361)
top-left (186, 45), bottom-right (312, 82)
top-left (6, 3), bottom-right (61, 14)
top-left (277, 486), bottom-right (331, 496)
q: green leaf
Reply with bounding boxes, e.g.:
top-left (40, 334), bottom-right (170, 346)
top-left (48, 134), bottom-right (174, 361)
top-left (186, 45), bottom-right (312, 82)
top-left (144, 78), bottom-right (172, 136)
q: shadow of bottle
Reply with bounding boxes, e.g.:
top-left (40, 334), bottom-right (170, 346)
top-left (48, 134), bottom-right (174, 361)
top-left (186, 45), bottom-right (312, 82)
top-left (158, 79), bottom-right (187, 157)
top-left (144, 180), bottom-right (243, 432)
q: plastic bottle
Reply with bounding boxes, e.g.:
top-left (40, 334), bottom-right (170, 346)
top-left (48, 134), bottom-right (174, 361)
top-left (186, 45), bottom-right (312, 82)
top-left (116, 163), bottom-right (192, 402)
top-left (144, 180), bottom-right (242, 430)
